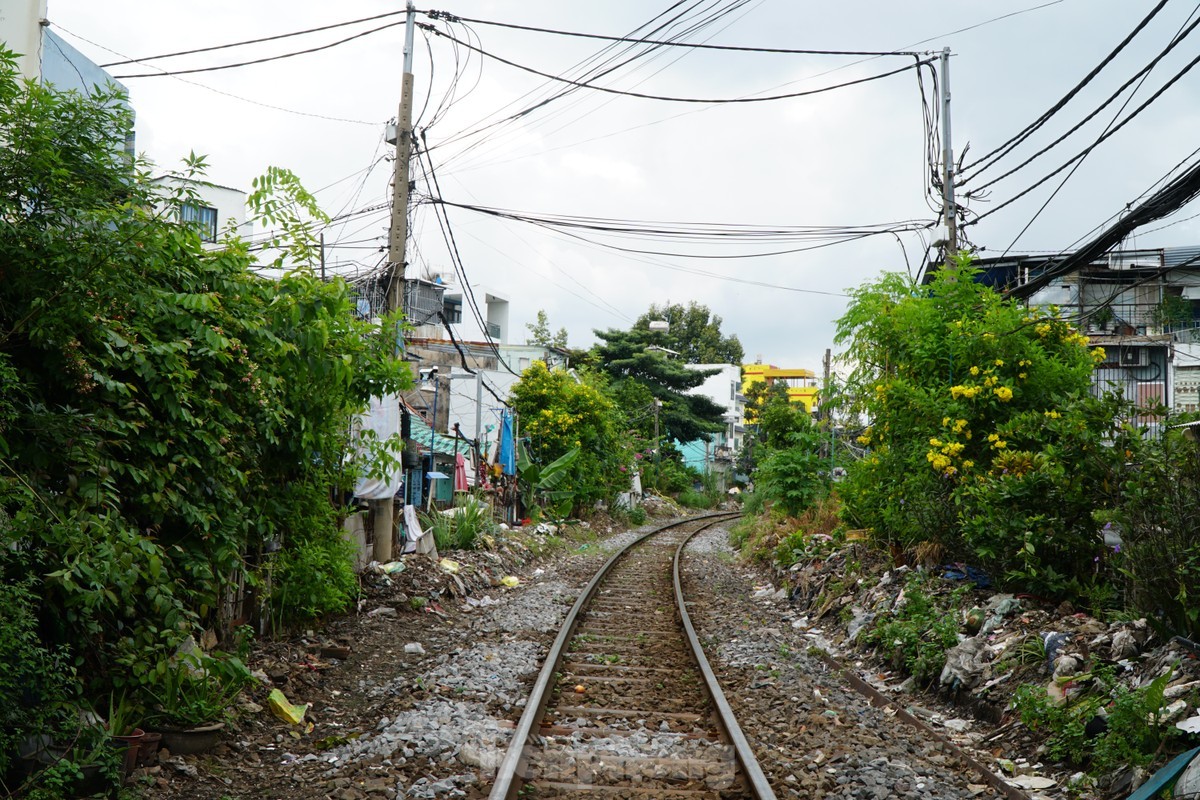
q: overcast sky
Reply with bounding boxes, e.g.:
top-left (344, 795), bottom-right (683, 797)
top-left (43, 1), bottom-right (1200, 372)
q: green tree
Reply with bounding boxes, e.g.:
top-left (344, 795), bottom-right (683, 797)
top-left (834, 256), bottom-right (1124, 600)
top-left (592, 326), bottom-right (726, 444)
top-left (635, 301), bottom-right (744, 364)
top-left (525, 309), bottom-right (569, 348)
top-left (508, 361), bottom-right (629, 510)
top-left (0, 48), bottom-right (408, 759)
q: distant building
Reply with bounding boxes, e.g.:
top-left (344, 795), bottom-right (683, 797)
top-left (2, 0), bottom-right (135, 157)
top-left (152, 176), bottom-right (252, 248)
top-left (942, 245), bottom-right (1200, 419)
top-left (742, 362), bottom-right (820, 414)
top-left (680, 364), bottom-right (746, 487)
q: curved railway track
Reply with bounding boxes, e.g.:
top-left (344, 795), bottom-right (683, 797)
top-left (488, 512), bottom-right (770, 800)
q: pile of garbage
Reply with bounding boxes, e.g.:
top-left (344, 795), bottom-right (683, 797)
top-left (778, 544), bottom-right (1200, 796)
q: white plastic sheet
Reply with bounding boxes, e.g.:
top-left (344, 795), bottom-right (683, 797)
top-left (353, 394), bottom-right (402, 500)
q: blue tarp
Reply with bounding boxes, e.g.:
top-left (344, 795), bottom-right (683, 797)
top-left (499, 410), bottom-right (516, 475)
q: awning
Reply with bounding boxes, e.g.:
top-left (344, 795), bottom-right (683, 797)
top-left (1181, 286), bottom-right (1200, 300)
top-left (427, 471), bottom-right (450, 480)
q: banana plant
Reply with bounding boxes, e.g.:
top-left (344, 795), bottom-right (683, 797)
top-left (517, 442), bottom-right (580, 521)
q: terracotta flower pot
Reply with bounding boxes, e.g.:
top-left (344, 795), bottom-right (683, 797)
top-left (137, 731), bottom-right (162, 766)
top-left (112, 728), bottom-right (144, 775)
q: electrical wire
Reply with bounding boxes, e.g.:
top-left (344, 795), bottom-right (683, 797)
top-left (960, 0), bottom-right (1171, 177)
top-left (961, 10), bottom-right (1200, 192)
top-left (416, 23), bottom-right (933, 105)
top-left (113, 21), bottom-right (405, 79)
top-left (51, 23), bottom-right (381, 125)
top-left (423, 10), bottom-right (922, 57)
top-left (968, 47), bottom-right (1200, 228)
top-left (99, 10), bottom-right (407, 67)
top-left (414, 135), bottom-right (521, 376)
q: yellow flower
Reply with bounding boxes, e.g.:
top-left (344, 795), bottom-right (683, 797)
top-left (994, 386), bottom-right (1014, 402)
top-left (942, 416), bottom-right (951, 427)
top-left (1036, 323), bottom-right (1051, 337)
top-left (1018, 372), bottom-right (1027, 379)
top-left (962, 460), bottom-right (975, 470)
top-left (970, 366), bottom-right (980, 376)
top-left (992, 439), bottom-right (1007, 450)
top-left (987, 433), bottom-right (999, 442)
top-left (1044, 410), bottom-right (1060, 419)
top-left (1092, 347), bottom-right (1107, 363)
top-left (984, 376), bottom-right (998, 387)
top-left (944, 465), bottom-right (958, 476)
top-left (929, 437), bottom-right (943, 447)
top-left (994, 359), bottom-right (1005, 367)
top-left (857, 434), bottom-right (872, 445)
top-left (952, 418), bottom-right (968, 433)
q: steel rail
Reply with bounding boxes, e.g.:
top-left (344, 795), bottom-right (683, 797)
top-left (674, 525), bottom-right (778, 800)
top-left (486, 512), bottom-right (741, 800)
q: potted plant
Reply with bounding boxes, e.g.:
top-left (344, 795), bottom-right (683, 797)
top-left (146, 653), bottom-right (252, 755)
top-left (106, 693), bottom-right (145, 776)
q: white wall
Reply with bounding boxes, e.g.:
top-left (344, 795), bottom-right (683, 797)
top-left (1, 0), bottom-right (46, 81)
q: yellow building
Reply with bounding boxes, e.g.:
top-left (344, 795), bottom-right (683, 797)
top-left (742, 363), bottom-right (819, 414)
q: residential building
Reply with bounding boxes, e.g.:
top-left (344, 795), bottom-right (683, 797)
top-left (3, 0), bottom-right (135, 157)
top-left (681, 363), bottom-right (746, 487)
top-left (742, 362), bottom-right (820, 414)
top-left (948, 245), bottom-right (1200, 416)
top-left (152, 176), bottom-right (252, 248)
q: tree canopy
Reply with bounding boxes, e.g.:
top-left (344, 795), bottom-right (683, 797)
top-left (635, 301), bottom-right (744, 365)
top-left (592, 326), bottom-right (726, 443)
top-left (525, 309), bottom-right (569, 349)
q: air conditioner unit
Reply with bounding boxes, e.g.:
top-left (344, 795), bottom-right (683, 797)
top-left (1119, 346), bottom-right (1149, 367)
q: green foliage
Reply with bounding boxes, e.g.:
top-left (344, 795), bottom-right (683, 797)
top-left (146, 652), bottom-right (253, 727)
top-left (1012, 666), bottom-right (1173, 773)
top-left (756, 419), bottom-right (829, 517)
top-left (591, 326), bottom-right (726, 443)
top-left (525, 309), bottom-right (569, 349)
top-left (861, 574), bottom-right (962, 684)
top-left (0, 49), bottom-right (407, 734)
top-left (518, 442), bottom-right (580, 519)
top-left (1116, 424), bottom-right (1200, 636)
top-left (424, 496), bottom-right (497, 551)
top-left (633, 301), bottom-right (744, 364)
top-left (834, 257), bottom-right (1125, 601)
top-left (0, 578), bottom-right (77, 776)
top-left (509, 361), bottom-right (629, 511)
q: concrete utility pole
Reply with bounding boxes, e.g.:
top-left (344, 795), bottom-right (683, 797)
top-left (940, 47), bottom-right (957, 265)
top-left (373, 2), bottom-right (417, 564)
top-left (386, 2), bottom-right (418, 314)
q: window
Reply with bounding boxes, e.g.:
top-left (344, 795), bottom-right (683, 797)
top-left (181, 203), bottom-right (218, 242)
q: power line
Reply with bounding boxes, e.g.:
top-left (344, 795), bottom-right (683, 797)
top-left (423, 10), bottom-right (922, 57)
top-left (99, 10), bottom-right (406, 67)
top-left (961, 10), bottom-right (1200, 191)
top-left (113, 21), bottom-right (404, 78)
top-left (968, 47), bottom-right (1200, 227)
top-left (417, 22), bottom-right (934, 105)
top-left (51, 23), bottom-right (381, 125)
top-left (960, 0), bottom-right (1171, 176)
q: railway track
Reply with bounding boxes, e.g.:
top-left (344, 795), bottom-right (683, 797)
top-left (488, 512), bottom-right (770, 800)
top-left (488, 514), bottom-right (1034, 800)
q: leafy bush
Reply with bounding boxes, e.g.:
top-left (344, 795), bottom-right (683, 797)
top-left (756, 424), bottom-right (828, 517)
top-left (834, 257), bottom-right (1123, 602)
top-left (1117, 424), bottom-right (1200, 637)
top-left (1012, 666), bottom-right (1173, 773)
top-left (0, 578), bottom-right (77, 777)
top-left (861, 573), bottom-right (962, 684)
top-left (424, 496), bottom-right (497, 551)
